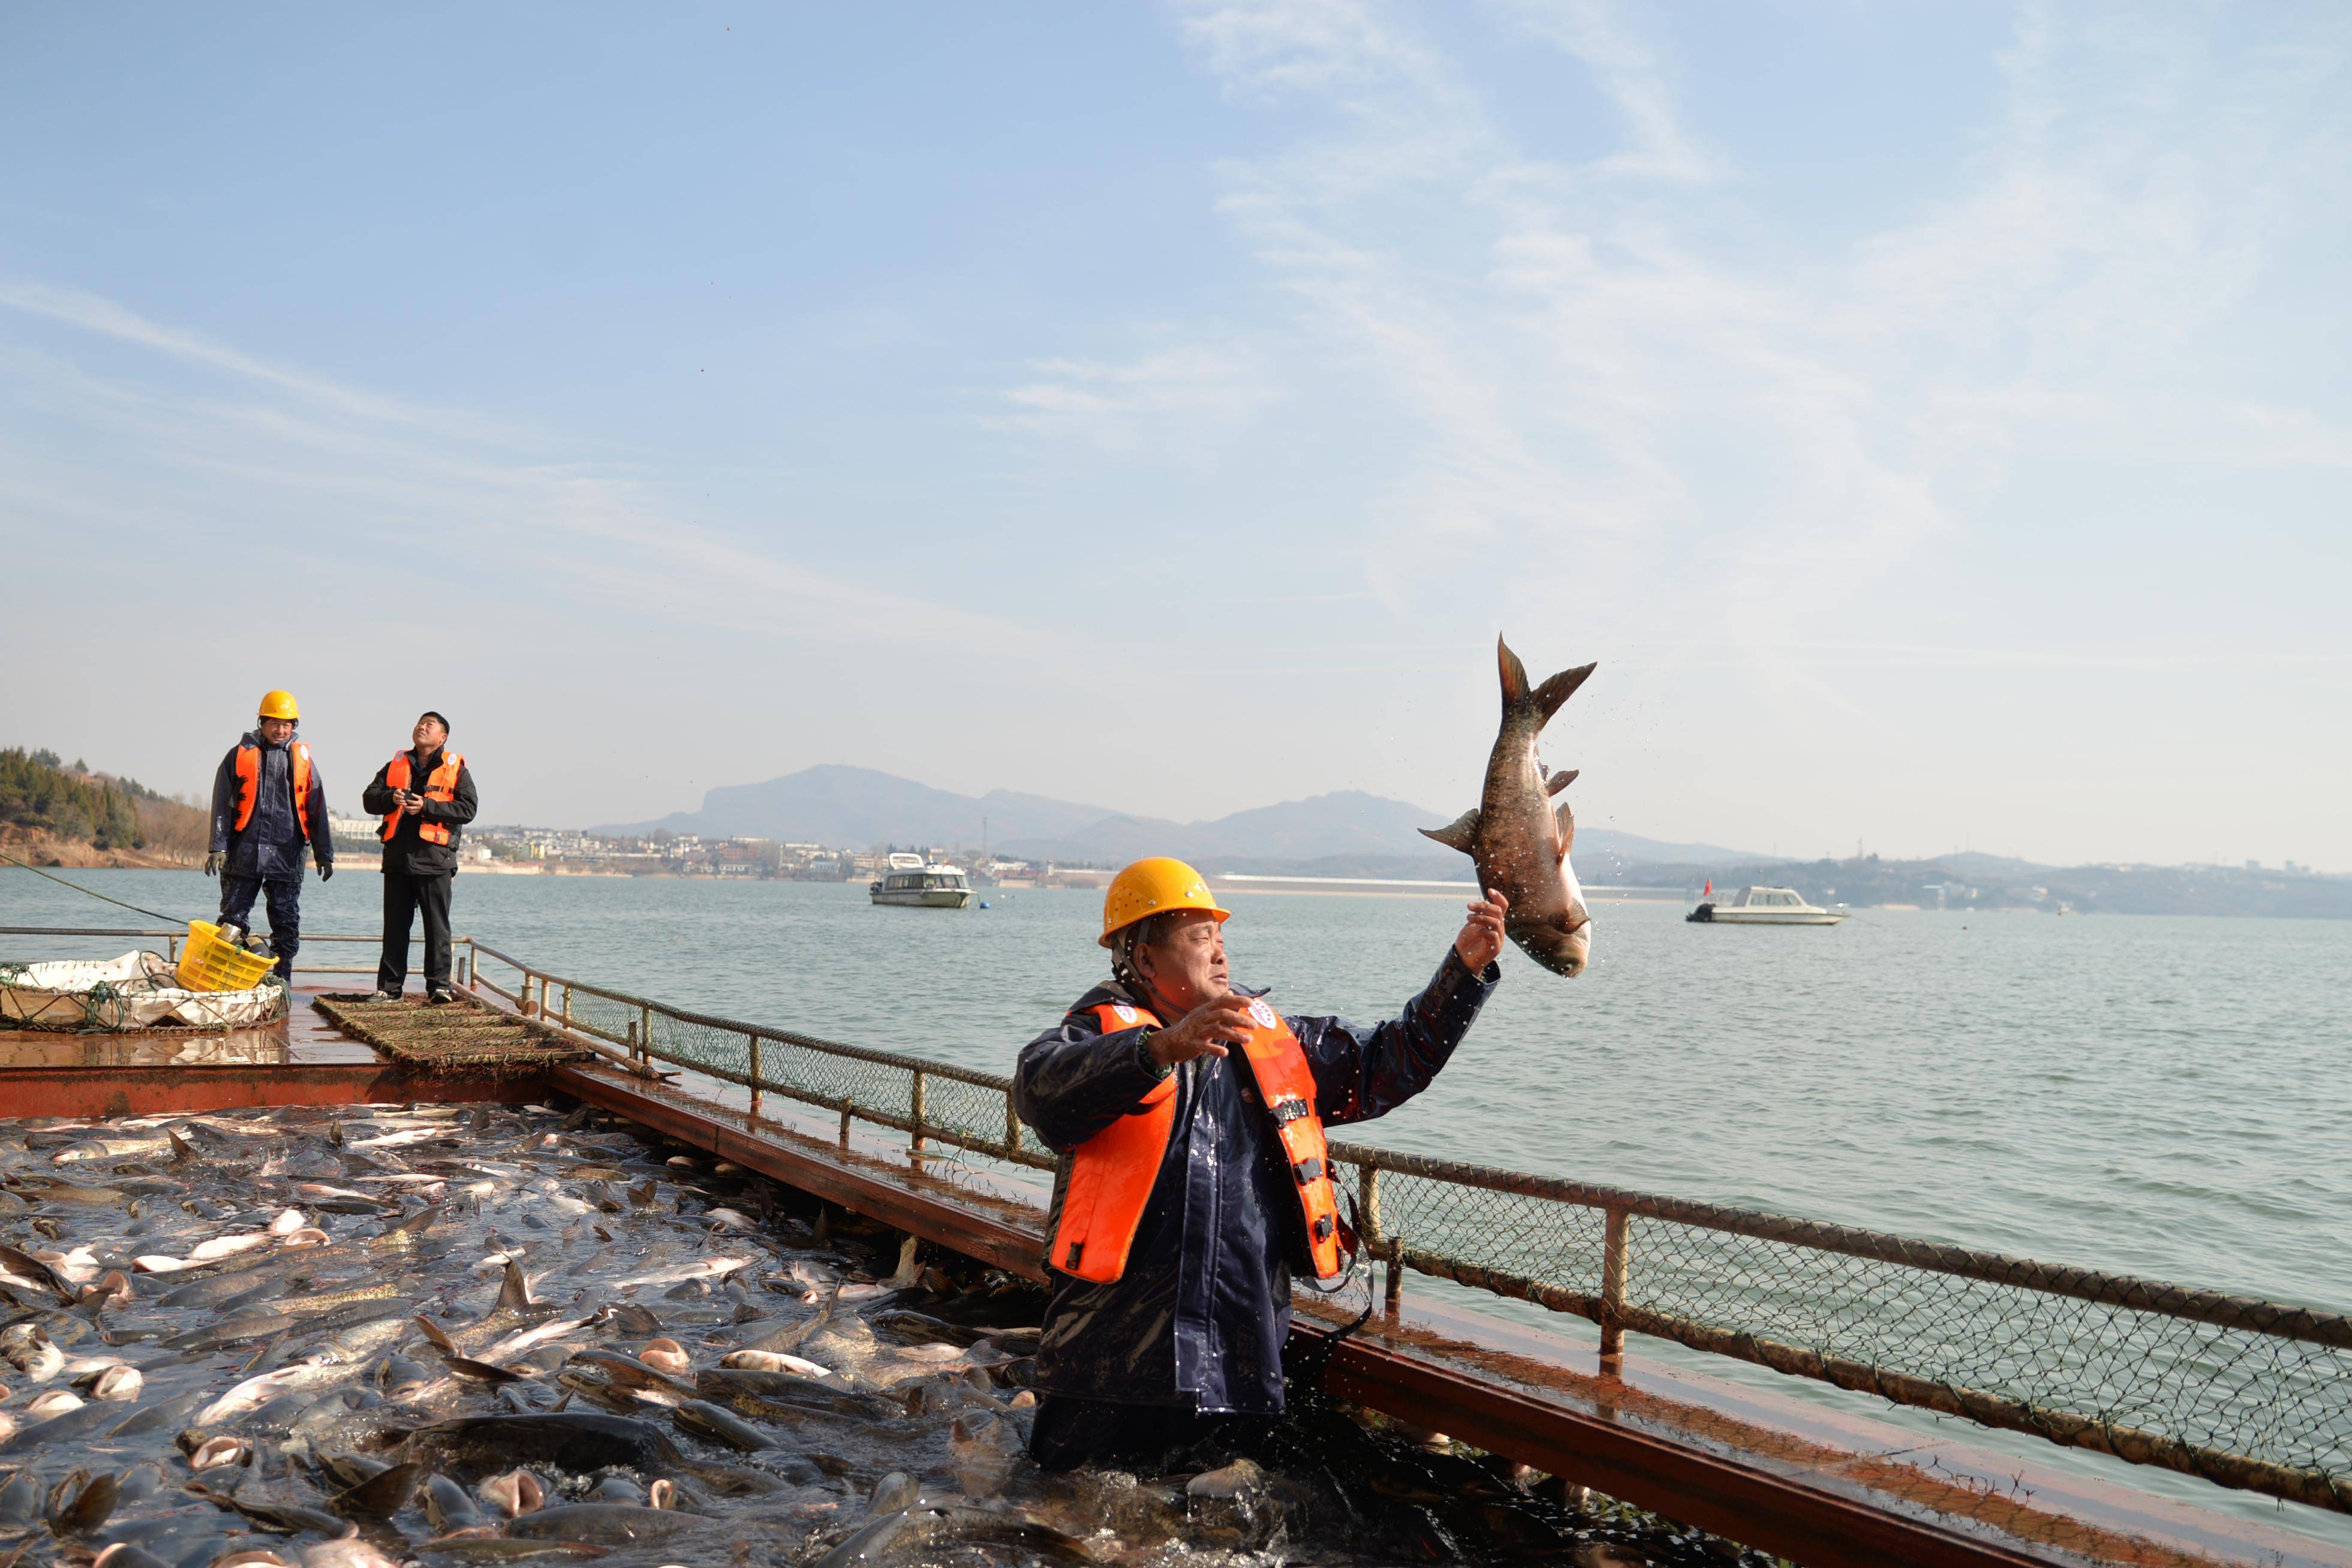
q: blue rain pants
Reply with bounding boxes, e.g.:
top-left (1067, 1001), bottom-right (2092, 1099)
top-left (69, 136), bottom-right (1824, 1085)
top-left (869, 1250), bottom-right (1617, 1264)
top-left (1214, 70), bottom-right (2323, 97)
top-left (218, 872), bottom-right (301, 980)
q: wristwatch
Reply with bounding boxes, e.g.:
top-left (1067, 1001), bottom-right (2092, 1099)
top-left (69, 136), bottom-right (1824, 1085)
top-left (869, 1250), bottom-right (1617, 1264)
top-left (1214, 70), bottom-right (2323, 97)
top-left (1135, 1030), bottom-right (1171, 1081)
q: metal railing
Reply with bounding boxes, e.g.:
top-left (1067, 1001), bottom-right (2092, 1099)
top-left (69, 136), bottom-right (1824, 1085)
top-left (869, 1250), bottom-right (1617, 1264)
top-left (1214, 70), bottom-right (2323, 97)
top-left (453, 941), bottom-right (2352, 1517)
top-left (462, 940), bottom-right (1055, 1170)
top-left (6, 924), bottom-right (2347, 1516)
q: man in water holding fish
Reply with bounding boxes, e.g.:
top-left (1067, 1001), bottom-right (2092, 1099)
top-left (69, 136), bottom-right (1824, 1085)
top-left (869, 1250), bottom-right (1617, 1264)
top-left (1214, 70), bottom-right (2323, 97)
top-left (1013, 857), bottom-right (1509, 1471)
top-left (1013, 639), bottom-right (1594, 1471)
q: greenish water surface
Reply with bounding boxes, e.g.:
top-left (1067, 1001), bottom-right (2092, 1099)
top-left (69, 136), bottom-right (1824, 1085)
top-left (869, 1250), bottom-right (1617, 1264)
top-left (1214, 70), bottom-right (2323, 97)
top-left (7, 867), bottom-right (2348, 1543)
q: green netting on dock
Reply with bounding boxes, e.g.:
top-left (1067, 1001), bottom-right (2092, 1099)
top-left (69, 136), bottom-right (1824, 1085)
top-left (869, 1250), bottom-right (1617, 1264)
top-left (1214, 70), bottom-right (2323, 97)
top-left (314, 993), bottom-right (590, 1073)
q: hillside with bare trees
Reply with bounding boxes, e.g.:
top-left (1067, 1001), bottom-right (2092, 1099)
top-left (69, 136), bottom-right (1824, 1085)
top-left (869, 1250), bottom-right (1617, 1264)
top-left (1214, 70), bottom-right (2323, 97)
top-left (0, 747), bottom-right (206, 868)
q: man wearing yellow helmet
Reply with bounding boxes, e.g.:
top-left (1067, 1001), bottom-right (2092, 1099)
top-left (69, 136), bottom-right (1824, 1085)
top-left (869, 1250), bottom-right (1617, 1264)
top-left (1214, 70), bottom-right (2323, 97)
top-left (205, 690), bottom-right (335, 982)
top-left (1013, 856), bottom-right (1509, 1471)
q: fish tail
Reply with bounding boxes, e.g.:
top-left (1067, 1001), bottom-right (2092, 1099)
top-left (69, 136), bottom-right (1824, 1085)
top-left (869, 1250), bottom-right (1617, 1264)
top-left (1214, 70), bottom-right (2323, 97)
top-left (1529, 662), bottom-right (1595, 724)
top-left (1497, 634), bottom-right (1530, 708)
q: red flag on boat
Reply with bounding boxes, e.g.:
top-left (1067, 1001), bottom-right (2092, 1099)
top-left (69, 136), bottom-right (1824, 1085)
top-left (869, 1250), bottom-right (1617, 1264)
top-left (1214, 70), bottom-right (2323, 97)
top-left (1703, 879), bottom-right (1712, 896)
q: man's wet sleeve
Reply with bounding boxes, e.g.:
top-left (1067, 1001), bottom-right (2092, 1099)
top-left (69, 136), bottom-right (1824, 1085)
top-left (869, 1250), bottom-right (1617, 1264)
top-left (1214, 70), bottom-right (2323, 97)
top-left (1014, 1016), bottom-right (1169, 1152)
top-left (306, 765), bottom-right (334, 863)
top-left (208, 750), bottom-right (238, 854)
top-left (1297, 947), bottom-right (1500, 1127)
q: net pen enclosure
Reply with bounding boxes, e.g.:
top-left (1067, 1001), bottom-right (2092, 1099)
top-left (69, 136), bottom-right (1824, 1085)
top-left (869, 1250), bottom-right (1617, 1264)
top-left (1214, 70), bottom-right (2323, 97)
top-left (0, 922), bottom-right (2347, 1568)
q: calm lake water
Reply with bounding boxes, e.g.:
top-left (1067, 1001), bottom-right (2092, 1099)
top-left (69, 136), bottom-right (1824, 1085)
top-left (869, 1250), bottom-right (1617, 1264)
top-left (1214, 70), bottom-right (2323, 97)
top-left (7, 866), bottom-right (2349, 1537)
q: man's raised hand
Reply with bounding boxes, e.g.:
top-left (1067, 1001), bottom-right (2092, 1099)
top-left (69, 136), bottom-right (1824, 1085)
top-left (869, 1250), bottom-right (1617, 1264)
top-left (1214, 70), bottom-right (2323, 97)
top-left (1455, 888), bottom-right (1509, 970)
top-left (1150, 994), bottom-right (1259, 1069)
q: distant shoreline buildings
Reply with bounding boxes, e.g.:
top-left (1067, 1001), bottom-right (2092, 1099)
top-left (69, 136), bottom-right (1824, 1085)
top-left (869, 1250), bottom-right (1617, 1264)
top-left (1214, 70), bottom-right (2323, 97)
top-left (350, 820), bottom-right (1113, 887)
top-left (303, 817), bottom-right (2352, 917)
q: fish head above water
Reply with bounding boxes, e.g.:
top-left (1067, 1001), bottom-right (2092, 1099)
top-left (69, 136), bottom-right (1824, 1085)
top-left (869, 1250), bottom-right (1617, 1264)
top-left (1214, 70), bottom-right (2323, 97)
top-left (1510, 906), bottom-right (1591, 977)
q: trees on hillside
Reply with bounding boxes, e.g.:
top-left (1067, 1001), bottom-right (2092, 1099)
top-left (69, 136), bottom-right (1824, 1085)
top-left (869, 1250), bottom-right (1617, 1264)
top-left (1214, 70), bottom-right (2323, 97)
top-left (0, 748), bottom-right (150, 850)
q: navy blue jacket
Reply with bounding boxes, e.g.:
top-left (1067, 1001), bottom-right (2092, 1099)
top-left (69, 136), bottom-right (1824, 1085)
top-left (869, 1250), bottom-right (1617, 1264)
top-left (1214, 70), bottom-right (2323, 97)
top-left (209, 732), bottom-right (333, 878)
top-left (1012, 949), bottom-right (1497, 1415)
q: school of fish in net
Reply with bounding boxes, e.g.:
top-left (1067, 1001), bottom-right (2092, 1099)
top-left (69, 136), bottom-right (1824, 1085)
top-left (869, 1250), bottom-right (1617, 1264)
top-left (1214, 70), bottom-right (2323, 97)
top-left (0, 1102), bottom-right (1777, 1567)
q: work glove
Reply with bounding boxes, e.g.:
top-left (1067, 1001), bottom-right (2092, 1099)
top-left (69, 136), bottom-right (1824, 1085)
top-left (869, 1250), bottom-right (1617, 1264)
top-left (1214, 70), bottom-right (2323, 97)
top-left (203, 851), bottom-right (222, 877)
top-left (318, 862), bottom-right (335, 882)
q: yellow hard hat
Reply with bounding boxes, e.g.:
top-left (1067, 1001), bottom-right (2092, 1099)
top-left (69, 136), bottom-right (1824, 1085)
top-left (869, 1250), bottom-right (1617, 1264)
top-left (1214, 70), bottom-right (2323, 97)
top-left (257, 690), bottom-right (300, 721)
top-left (1099, 857), bottom-right (1229, 947)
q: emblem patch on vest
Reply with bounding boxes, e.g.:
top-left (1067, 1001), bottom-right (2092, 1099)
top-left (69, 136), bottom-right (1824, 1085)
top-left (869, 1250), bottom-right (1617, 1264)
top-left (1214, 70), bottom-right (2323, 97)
top-left (1112, 1004), bottom-right (1138, 1025)
top-left (1248, 998), bottom-right (1277, 1029)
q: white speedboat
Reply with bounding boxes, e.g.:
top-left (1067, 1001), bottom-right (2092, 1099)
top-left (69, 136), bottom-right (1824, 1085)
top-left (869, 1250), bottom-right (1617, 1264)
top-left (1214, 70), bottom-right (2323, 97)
top-left (1687, 886), bottom-right (1846, 925)
top-left (870, 859), bottom-right (975, 909)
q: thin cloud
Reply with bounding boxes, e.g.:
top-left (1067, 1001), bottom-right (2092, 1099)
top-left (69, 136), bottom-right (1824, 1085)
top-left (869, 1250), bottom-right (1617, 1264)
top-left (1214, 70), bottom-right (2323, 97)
top-left (1147, 0), bottom-right (2352, 701)
top-left (0, 279), bottom-right (528, 445)
top-left (998, 342), bottom-right (1279, 455)
top-left (0, 281), bottom-right (1045, 654)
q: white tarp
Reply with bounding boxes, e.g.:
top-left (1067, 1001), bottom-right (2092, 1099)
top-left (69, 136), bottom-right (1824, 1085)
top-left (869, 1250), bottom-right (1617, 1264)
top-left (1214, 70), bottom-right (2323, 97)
top-left (0, 950), bottom-right (287, 1031)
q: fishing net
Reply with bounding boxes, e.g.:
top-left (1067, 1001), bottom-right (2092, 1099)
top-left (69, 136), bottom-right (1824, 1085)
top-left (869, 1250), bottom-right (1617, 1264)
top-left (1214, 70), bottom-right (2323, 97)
top-left (0, 952), bottom-right (286, 1032)
top-left (1325, 1145), bottom-right (2352, 1513)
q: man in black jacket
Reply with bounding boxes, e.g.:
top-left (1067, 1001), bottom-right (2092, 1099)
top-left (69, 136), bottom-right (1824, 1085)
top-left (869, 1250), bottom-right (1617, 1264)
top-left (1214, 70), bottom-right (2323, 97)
top-left (360, 711), bottom-right (477, 1003)
top-left (1012, 856), bottom-right (1508, 1472)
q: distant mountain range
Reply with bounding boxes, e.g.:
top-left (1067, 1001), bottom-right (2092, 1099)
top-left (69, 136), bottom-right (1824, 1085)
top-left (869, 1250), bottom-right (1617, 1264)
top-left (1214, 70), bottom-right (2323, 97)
top-left (592, 764), bottom-right (1763, 871)
top-left (595, 765), bottom-right (2347, 913)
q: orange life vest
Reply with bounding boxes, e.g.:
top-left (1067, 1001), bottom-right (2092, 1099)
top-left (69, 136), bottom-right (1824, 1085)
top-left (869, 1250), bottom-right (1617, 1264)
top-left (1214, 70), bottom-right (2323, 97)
top-left (230, 741), bottom-right (313, 838)
top-left (381, 750), bottom-right (465, 846)
top-left (1049, 997), bottom-right (1347, 1285)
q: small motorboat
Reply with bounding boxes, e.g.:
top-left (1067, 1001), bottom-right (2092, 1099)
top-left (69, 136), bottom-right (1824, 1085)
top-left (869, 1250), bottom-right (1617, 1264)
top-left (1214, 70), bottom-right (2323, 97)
top-left (1687, 886), bottom-right (1846, 925)
top-left (869, 854), bottom-right (976, 909)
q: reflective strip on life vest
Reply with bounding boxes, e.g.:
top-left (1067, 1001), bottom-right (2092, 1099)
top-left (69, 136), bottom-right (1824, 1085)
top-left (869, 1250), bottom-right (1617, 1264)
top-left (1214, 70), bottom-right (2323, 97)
top-left (231, 741), bottom-right (313, 839)
top-left (1232, 997), bottom-right (1348, 1281)
top-left (381, 751), bottom-right (465, 846)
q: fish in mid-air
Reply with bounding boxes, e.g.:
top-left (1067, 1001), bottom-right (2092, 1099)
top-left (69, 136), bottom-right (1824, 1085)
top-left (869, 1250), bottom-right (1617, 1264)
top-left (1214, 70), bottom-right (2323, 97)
top-left (1422, 634), bottom-right (1596, 976)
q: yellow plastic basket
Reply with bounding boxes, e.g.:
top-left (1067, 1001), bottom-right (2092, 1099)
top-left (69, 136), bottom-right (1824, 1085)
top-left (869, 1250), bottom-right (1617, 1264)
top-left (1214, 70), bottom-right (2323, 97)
top-left (177, 920), bottom-right (276, 993)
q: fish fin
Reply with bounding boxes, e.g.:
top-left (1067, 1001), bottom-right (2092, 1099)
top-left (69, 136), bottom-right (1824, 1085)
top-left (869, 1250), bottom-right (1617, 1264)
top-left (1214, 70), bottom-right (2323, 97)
top-left (495, 1259), bottom-right (535, 1315)
top-left (1555, 799), bottom-right (1576, 853)
top-left (332, 1459), bottom-right (425, 1518)
top-left (1530, 663), bottom-right (1596, 724)
top-left (1545, 768), bottom-right (1578, 796)
top-left (413, 1314), bottom-right (458, 1355)
top-left (1497, 635), bottom-right (1530, 707)
top-left (1418, 808), bottom-right (1481, 854)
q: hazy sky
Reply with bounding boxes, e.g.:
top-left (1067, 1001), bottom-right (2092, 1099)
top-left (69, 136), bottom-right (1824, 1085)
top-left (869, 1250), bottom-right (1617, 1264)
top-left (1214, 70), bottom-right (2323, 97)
top-left (5, 3), bottom-right (2347, 868)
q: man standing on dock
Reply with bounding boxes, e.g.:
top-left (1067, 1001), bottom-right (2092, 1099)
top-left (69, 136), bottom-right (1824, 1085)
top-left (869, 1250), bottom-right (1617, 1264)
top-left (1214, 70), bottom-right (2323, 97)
top-left (362, 711), bottom-right (476, 1003)
top-left (1013, 856), bottom-right (1509, 1471)
top-left (205, 689), bottom-right (335, 982)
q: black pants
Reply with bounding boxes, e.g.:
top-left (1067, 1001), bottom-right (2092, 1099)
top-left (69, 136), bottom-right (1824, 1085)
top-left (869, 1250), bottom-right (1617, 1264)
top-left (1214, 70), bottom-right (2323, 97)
top-left (378, 868), bottom-right (454, 993)
top-left (1028, 1394), bottom-right (1267, 1473)
top-left (219, 871), bottom-right (300, 980)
